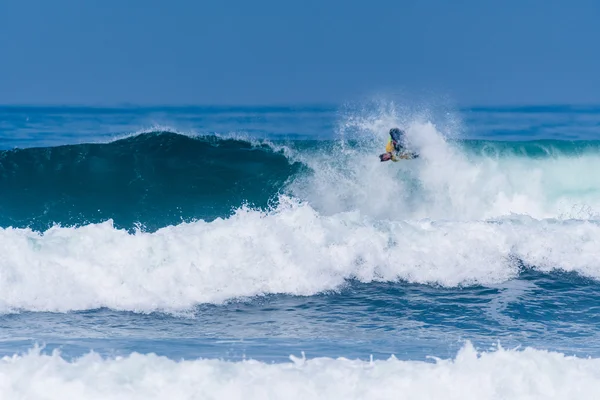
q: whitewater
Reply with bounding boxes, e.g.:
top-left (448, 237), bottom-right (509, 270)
top-left (2, 104), bottom-right (600, 398)
top-left (4, 200), bottom-right (600, 313)
top-left (3, 343), bottom-right (600, 400)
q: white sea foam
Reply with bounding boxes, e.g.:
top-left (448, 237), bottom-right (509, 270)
top-left (3, 106), bottom-right (600, 312)
top-left (2, 198), bottom-right (600, 313)
top-left (286, 118), bottom-right (600, 221)
top-left (1, 342), bottom-right (600, 399)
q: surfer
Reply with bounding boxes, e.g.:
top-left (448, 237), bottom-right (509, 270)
top-left (379, 128), bottom-right (417, 162)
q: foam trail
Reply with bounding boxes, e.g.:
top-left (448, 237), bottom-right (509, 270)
top-left (3, 198), bottom-right (600, 313)
top-left (2, 342), bottom-right (600, 399)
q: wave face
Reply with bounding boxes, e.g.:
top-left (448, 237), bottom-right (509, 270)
top-left (2, 343), bottom-right (600, 400)
top-left (0, 132), bottom-right (300, 231)
top-left (3, 126), bottom-right (600, 232)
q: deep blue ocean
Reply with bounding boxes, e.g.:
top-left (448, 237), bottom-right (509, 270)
top-left (2, 103), bottom-right (600, 398)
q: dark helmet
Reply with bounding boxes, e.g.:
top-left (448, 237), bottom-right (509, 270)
top-left (379, 153), bottom-right (391, 162)
top-left (389, 127), bottom-right (404, 142)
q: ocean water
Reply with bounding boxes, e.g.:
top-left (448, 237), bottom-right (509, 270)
top-left (2, 103), bottom-right (600, 398)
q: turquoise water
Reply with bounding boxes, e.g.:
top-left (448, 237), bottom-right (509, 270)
top-left (2, 104), bottom-right (600, 397)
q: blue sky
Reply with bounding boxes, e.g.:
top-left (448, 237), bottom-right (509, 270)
top-left (1, 0), bottom-right (599, 105)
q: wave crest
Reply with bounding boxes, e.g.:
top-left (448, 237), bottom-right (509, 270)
top-left (0, 131), bottom-right (300, 231)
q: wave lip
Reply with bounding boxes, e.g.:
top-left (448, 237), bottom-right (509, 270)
top-left (2, 342), bottom-right (600, 399)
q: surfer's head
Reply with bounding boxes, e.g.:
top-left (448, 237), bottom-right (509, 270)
top-left (379, 152), bottom-right (392, 162)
